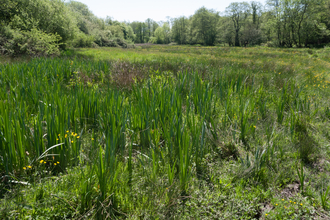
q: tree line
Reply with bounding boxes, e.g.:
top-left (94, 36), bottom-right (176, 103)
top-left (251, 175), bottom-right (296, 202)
top-left (135, 0), bottom-right (330, 47)
top-left (1, 0), bottom-right (330, 56)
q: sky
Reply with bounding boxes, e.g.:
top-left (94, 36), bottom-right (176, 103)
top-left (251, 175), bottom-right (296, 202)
top-left (71, 0), bottom-right (268, 22)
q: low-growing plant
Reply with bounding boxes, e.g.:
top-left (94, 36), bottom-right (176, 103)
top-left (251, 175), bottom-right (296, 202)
top-left (296, 162), bottom-right (305, 193)
top-left (320, 184), bottom-right (330, 210)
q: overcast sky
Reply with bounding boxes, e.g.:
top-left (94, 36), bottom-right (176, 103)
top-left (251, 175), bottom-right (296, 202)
top-left (70, 0), bottom-right (268, 22)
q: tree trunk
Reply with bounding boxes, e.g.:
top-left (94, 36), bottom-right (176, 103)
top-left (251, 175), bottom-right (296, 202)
top-left (235, 29), bottom-right (240, 46)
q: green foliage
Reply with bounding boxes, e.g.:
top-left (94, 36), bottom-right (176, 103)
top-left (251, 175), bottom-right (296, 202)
top-left (0, 25), bottom-right (61, 56)
top-left (225, 2), bottom-right (251, 46)
top-left (320, 184), bottom-right (330, 210)
top-left (1, 45), bottom-right (330, 219)
top-left (172, 17), bottom-right (190, 45)
top-left (191, 7), bottom-right (220, 46)
top-left (296, 162), bottom-right (305, 192)
top-left (14, 29), bottom-right (61, 56)
top-left (72, 32), bottom-right (95, 48)
top-left (151, 27), bottom-right (165, 44)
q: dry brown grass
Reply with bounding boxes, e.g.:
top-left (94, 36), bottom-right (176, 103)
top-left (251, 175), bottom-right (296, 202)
top-left (110, 60), bottom-right (149, 90)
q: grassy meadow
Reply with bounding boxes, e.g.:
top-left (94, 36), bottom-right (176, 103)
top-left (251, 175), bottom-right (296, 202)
top-left (1, 45), bottom-right (330, 219)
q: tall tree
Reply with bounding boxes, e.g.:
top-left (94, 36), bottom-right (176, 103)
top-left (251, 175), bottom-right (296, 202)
top-left (226, 2), bottom-right (251, 46)
top-left (251, 1), bottom-right (263, 29)
top-left (191, 7), bottom-right (220, 46)
top-left (172, 16), bottom-right (189, 44)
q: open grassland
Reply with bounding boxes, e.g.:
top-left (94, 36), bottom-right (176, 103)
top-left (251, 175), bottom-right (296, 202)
top-left (1, 45), bottom-right (330, 219)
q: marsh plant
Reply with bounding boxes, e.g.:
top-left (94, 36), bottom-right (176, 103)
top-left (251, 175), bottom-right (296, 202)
top-left (1, 45), bottom-right (330, 219)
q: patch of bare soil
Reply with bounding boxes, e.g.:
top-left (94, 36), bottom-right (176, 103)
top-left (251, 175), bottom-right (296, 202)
top-left (280, 182), bottom-right (300, 199)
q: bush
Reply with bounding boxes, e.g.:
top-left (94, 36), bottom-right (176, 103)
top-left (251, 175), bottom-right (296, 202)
top-left (0, 26), bottom-right (61, 56)
top-left (16, 29), bottom-right (61, 56)
top-left (0, 24), bottom-right (15, 55)
top-left (72, 32), bottom-right (94, 48)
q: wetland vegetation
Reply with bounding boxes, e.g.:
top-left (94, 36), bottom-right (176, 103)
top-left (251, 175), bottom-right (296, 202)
top-left (1, 45), bottom-right (330, 219)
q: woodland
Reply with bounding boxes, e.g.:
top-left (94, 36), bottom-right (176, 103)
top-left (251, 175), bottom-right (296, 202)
top-left (1, 0), bottom-right (330, 56)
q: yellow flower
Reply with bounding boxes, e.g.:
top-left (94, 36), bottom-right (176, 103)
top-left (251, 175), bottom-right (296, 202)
top-left (54, 163), bottom-right (57, 165)
top-left (58, 134), bottom-right (60, 136)
top-left (66, 130), bottom-right (69, 133)
top-left (282, 199), bottom-right (284, 201)
top-left (40, 160), bottom-right (44, 164)
top-left (28, 166), bottom-right (32, 169)
top-left (57, 161), bottom-right (60, 164)
top-left (300, 203), bottom-right (303, 206)
top-left (57, 138), bottom-right (59, 141)
top-left (44, 161), bottom-right (46, 164)
top-left (92, 138), bottom-right (94, 140)
top-left (265, 214), bottom-right (268, 216)
top-left (294, 202), bottom-right (296, 204)
top-left (77, 136), bottom-right (80, 139)
top-left (276, 204), bottom-right (278, 206)
top-left (71, 141), bottom-right (73, 143)
top-left (23, 167), bottom-right (26, 170)
top-left (254, 126), bottom-right (256, 128)
top-left (65, 134), bottom-right (67, 138)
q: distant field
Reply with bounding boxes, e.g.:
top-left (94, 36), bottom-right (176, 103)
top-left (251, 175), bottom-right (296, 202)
top-left (1, 45), bottom-right (330, 219)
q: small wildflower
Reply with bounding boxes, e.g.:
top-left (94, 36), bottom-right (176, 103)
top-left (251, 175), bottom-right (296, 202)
top-left (57, 161), bottom-right (59, 164)
top-left (57, 138), bottom-right (59, 140)
top-left (92, 138), bottom-right (94, 140)
top-left (77, 136), bottom-right (80, 139)
top-left (40, 160), bottom-right (44, 164)
top-left (54, 163), bottom-right (57, 165)
top-left (23, 167), bottom-right (26, 170)
top-left (65, 134), bottom-right (67, 138)
top-left (282, 199), bottom-right (284, 201)
top-left (265, 214), bottom-right (268, 216)
top-left (28, 166), bottom-right (32, 169)
top-left (290, 201), bottom-right (292, 203)
top-left (44, 161), bottom-right (46, 164)
top-left (276, 204), bottom-right (278, 206)
top-left (254, 125), bottom-right (256, 128)
top-left (71, 141), bottom-right (73, 143)
top-left (284, 206), bottom-right (287, 209)
top-left (294, 202), bottom-right (296, 204)
top-left (58, 134), bottom-right (60, 136)
top-left (66, 130), bottom-right (69, 133)
top-left (300, 203), bottom-right (303, 206)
